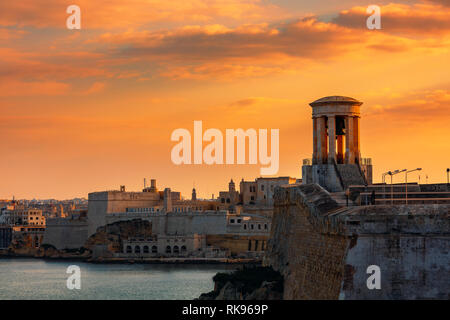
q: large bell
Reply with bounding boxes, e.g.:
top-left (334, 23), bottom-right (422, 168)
top-left (336, 117), bottom-right (346, 136)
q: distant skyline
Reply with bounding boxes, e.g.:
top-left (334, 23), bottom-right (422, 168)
top-left (1, 0), bottom-right (450, 199)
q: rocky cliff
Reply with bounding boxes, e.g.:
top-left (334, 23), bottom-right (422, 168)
top-left (84, 219), bottom-right (152, 257)
top-left (198, 266), bottom-right (283, 300)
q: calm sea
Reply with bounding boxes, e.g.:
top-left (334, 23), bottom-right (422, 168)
top-left (0, 258), bottom-right (233, 300)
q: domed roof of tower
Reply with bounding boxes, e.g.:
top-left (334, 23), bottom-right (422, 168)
top-left (310, 96), bottom-right (363, 107)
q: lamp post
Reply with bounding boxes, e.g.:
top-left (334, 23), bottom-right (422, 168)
top-left (389, 169), bottom-right (406, 205)
top-left (382, 171), bottom-right (391, 202)
top-left (405, 168), bottom-right (422, 205)
top-left (447, 168), bottom-right (449, 185)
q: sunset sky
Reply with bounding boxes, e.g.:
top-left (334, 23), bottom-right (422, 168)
top-left (1, 0), bottom-right (449, 199)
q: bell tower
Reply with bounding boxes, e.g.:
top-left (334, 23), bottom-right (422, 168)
top-left (303, 96), bottom-right (372, 192)
top-left (311, 96), bottom-right (362, 165)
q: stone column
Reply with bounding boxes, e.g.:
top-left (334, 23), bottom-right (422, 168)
top-left (345, 116), bottom-right (354, 164)
top-left (337, 135), bottom-right (344, 164)
top-left (312, 117), bottom-right (318, 164)
top-left (354, 116), bottom-right (361, 163)
top-left (317, 116), bottom-right (327, 164)
top-left (328, 115), bottom-right (336, 163)
top-left (164, 188), bottom-right (172, 212)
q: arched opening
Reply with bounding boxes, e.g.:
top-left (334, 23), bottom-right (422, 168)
top-left (143, 246), bottom-right (149, 253)
top-left (126, 246), bottom-right (132, 253)
top-left (135, 246), bottom-right (141, 254)
top-left (152, 246), bottom-right (157, 253)
top-left (173, 246), bottom-right (179, 254)
top-left (166, 246), bottom-right (171, 254)
top-left (181, 246), bottom-right (187, 254)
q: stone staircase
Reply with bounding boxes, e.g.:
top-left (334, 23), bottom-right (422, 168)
top-left (336, 164), bottom-right (366, 189)
top-left (330, 191), bottom-right (355, 207)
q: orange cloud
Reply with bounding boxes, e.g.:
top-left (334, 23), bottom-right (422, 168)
top-left (366, 89), bottom-right (450, 124)
top-left (0, 80), bottom-right (70, 96)
top-left (0, 0), bottom-right (285, 28)
top-left (0, 27), bottom-right (26, 40)
top-left (82, 82), bottom-right (106, 95)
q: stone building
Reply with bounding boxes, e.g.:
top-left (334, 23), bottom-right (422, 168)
top-left (0, 208), bottom-right (45, 226)
top-left (122, 234), bottom-right (207, 258)
top-left (218, 179), bottom-right (240, 209)
top-left (239, 177), bottom-right (298, 206)
top-left (0, 226), bottom-right (12, 249)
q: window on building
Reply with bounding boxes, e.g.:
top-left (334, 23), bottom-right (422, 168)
top-left (173, 246), bottom-right (179, 254)
top-left (166, 246), bottom-right (171, 253)
top-left (264, 224), bottom-right (268, 230)
top-left (181, 246), bottom-right (187, 253)
top-left (248, 240), bottom-right (252, 251)
top-left (143, 246), bottom-right (149, 253)
top-left (258, 224), bottom-right (261, 230)
top-left (230, 219), bottom-right (235, 223)
top-left (244, 224), bottom-right (247, 230)
top-left (134, 246), bottom-right (141, 254)
top-left (261, 185), bottom-right (264, 191)
top-left (152, 246), bottom-right (157, 253)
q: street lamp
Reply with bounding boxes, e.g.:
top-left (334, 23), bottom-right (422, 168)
top-left (382, 171), bottom-right (391, 201)
top-left (447, 168), bottom-right (450, 185)
top-left (405, 168), bottom-right (422, 205)
top-left (389, 169), bottom-right (406, 205)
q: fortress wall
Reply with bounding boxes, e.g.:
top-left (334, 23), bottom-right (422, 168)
top-left (43, 218), bottom-right (88, 250)
top-left (265, 184), bottom-right (349, 299)
top-left (206, 234), bottom-right (268, 256)
top-left (87, 191), bottom-right (160, 236)
top-left (265, 184), bottom-right (450, 300)
top-left (105, 211), bottom-right (229, 236)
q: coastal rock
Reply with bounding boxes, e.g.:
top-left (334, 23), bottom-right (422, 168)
top-left (198, 266), bottom-right (283, 300)
top-left (215, 282), bottom-right (243, 300)
top-left (245, 281), bottom-right (283, 300)
top-left (84, 219), bottom-right (152, 255)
